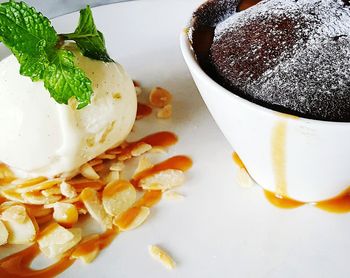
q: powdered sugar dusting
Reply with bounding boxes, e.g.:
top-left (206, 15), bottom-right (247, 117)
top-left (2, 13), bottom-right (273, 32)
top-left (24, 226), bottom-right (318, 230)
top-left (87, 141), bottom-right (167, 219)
top-left (210, 0), bottom-right (350, 121)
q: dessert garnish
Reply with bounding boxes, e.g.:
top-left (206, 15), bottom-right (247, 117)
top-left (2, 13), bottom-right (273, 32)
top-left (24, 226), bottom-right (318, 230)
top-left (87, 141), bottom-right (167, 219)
top-left (0, 1), bottom-right (112, 108)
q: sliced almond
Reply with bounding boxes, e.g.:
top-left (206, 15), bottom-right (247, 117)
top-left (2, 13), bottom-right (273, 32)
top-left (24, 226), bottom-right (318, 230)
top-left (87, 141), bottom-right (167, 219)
top-left (1, 189), bottom-right (26, 203)
top-left (110, 161), bottom-right (125, 172)
top-left (104, 171), bottom-right (120, 184)
top-left (16, 179), bottom-right (62, 193)
top-left (1, 205), bottom-right (27, 223)
top-left (38, 223), bottom-right (82, 258)
top-left (22, 191), bottom-right (61, 205)
top-left (14, 177), bottom-right (47, 188)
top-left (131, 143), bottom-right (152, 157)
top-left (97, 153), bottom-right (116, 160)
top-left (149, 87), bottom-right (172, 108)
top-left (148, 245), bottom-right (176, 270)
top-left (102, 180), bottom-right (136, 217)
top-left (139, 169), bottom-right (185, 191)
top-left (134, 156), bottom-right (153, 177)
top-left (41, 186), bottom-right (61, 197)
top-left (0, 164), bottom-right (16, 183)
top-left (60, 181), bottom-right (77, 199)
top-left (157, 104), bottom-right (172, 119)
top-left (0, 219), bottom-right (8, 245)
top-left (80, 188), bottom-right (112, 230)
top-left (1, 206), bottom-right (37, 244)
top-left (80, 164), bottom-right (100, 180)
top-left (150, 147), bottom-right (167, 154)
top-left (53, 203), bottom-right (79, 227)
top-left (114, 206), bottom-right (150, 231)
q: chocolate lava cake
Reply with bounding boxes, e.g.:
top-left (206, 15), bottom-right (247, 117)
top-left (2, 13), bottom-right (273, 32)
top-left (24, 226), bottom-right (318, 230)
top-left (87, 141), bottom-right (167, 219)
top-left (189, 0), bottom-right (350, 121)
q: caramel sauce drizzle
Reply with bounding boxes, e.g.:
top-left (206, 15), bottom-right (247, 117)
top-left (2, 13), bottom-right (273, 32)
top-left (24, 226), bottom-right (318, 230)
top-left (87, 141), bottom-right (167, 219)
top-left (264, 190), bottom-right (304, 209)
top-left (233, 152), bottom-right (350, 213)
top-left (0, 131), bottom-right (192, 277)
top-left (136, 103), bottom-right (152, 120)
top-left (271, 121), bottom-right (288, 197)
top-left (315, 192), bottom-right (350, 213)
top-left (0, 243), bottom-right (75, 278)
top-left (107, 131), bottom-right (178, 160)
top-left (232, 152), bottom-right (246, 170)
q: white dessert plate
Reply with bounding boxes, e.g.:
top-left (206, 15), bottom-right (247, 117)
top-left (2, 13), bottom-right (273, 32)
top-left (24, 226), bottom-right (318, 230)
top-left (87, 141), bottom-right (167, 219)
top-left (0, 0), bottom-right (349, 277)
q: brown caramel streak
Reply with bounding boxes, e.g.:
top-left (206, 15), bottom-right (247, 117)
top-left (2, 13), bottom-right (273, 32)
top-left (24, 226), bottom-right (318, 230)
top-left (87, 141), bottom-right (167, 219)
top-left (264, 190), bottom-right (304, 209)
top-left (0, 244), bottom-right (75, 278)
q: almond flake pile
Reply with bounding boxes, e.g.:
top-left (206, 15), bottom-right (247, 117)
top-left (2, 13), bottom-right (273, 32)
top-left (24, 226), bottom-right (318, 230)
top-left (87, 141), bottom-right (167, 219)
top-left (0, 82), bottom-right (190, 272)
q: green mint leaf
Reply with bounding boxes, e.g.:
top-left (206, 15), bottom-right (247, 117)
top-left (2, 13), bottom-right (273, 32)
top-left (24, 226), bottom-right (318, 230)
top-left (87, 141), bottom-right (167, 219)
top-left (63, 6), bottom-right (113, 62)
top-left (0, 1), bottom-right (94, 109)
top-left (0, 1), bottom-right (57, 80)
top-left (43, 49), bottom-right (93, 109)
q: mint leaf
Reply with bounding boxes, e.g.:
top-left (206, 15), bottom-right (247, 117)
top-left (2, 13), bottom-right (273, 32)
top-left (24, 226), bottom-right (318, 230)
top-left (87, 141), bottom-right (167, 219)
top-left (44, 49), bottom-right (92, 109)
top-left (63, 6), bottom-right (113, 62)
top-left (0, 1), bottom-right (57, 80)
top-left (0, 1), bottom-right (94, 108)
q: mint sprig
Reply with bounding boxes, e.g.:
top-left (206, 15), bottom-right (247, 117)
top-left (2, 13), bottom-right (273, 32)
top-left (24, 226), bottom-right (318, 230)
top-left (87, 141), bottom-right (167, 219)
top-left (62, 6), bottom-right (113, 62)
top-left (0, 1), bottom-right (113, 109)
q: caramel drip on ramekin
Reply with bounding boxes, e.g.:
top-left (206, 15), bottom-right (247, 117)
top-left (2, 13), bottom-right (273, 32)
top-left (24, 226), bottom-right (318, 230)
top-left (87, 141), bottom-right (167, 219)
top-left (271, 121), bottom-right (288, 197)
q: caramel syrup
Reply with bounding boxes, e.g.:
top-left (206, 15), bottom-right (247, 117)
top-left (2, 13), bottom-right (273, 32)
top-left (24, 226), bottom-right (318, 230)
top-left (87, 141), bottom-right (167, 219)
top-left (0, 227), bottom-right (118, 277)
top-left (233, 152), bottom-right (350, 213)
top-left (271, 121), bottom-right (288, 197)
top-left (0, 244), bottom-right (75, 278)
top-left (264, 190), bottom-right (304, 209)
top-left (107, 131), bottom-right (178, 159)
top-left (136, 103), bottom-right (152, 120)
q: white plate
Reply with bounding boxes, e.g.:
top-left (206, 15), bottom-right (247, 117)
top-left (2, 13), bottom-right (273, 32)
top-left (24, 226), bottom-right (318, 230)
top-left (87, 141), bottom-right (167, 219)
top-left (1, 0), bottom-right (349, 277)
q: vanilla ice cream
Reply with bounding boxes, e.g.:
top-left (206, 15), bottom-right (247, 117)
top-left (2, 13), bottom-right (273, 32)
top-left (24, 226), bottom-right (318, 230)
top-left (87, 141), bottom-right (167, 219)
top-left (0, 45), bottom-right (137, 178)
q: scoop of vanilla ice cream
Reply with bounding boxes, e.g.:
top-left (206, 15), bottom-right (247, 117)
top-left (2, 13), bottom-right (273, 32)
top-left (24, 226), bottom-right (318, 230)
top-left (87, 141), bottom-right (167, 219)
top-left (0, 46), bottom-right (137, 178)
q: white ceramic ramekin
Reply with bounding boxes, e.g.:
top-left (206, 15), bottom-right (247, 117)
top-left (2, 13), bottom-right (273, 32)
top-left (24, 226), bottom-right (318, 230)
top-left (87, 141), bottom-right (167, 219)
top-left (180, 30), bottom-right (350, 203)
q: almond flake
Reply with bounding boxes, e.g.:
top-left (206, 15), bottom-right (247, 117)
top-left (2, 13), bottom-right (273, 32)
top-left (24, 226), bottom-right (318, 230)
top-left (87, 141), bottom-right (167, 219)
top-left (148, 245), bottom-right (176, 270)
top-left (81, 188), bottom-right (112, 230)
top-left (133, 156), bottom-right (154, 177)
top-left (53, 203), bottom-right (79, 227)
top-left (139, 169), bottom-right (185, 191)
top-left (0, 219), bottom-right (8, 245)
top-left (102, 180), bottom-right (136, 217)
top-left (60, 181), bottom-right (77, 199)
top-left (109, 161), bottom-right (125, 172)
top-left (157, 104), bottom-right (172, 119)
top-left (38, 223), bottom-right (82, 258)
top-left (131, 143), bottom-right (152, 157)
top-left (80, 164), bottom-right (100, 180)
